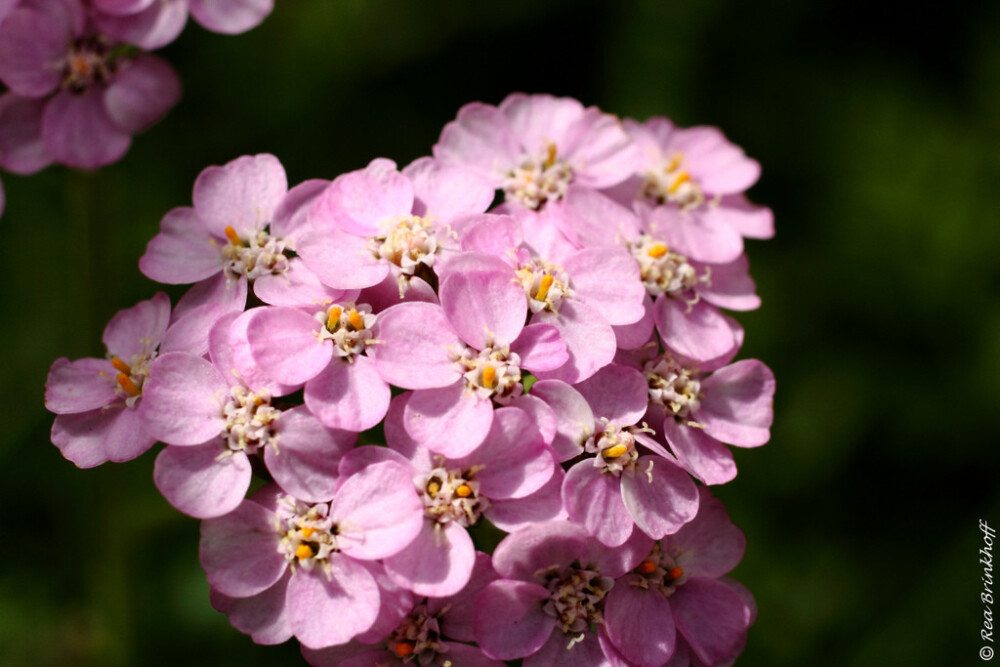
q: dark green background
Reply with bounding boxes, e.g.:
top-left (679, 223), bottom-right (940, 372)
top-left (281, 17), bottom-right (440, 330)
top-left (2, 1), bottom-right (998, 664)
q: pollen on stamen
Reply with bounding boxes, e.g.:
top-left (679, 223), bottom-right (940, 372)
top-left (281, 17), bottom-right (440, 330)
top-left (667, 566), bottom-right (684, 580)
top-left (223, 225), bottom-right (243, 247)
top-left (668, 171), bottom-right (691, 194)
top-left (295, 543), bottom-right (315, 559)
top-left (116, 373), bottom-right (141, 397)
top-left (110, 357), bottom-right (131, 374)
top-left (394, 641), bottom-right (415, 658)
top-left (426, 480), bottom-right (441, 497)
top-left (348, 309), bottom-right (364, 331)
top-left (455, 483), bottom-right (473, 498)
top-left (300, 526), bottom-right (315, 539)
top-left (647, 243), bottom-right (669, 258)
top-left (544, 142), bottom-right (558, 168)
top-left (637, 560), bottom-right (657, 575)
top-left (535, 274), bottom-right (555, 301)
top-left (603, 444), bottom-right (628, 459)
top-left (326, 307), bottom-right (342, 331)
top-left (481, 365), bottom-right (496, 389)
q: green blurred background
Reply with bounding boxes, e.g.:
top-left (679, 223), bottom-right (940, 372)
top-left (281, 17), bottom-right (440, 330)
top-left (2, 0), bottom-right (999, 664)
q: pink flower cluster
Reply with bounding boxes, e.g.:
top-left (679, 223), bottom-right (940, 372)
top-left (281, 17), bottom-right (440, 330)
top-left (45, 93), bottom-right (775, 666)
top-left (0, 0), bottom-right (272, 214)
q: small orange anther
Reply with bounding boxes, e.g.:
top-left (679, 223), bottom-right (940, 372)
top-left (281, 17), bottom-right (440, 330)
top-left (116, 373), bottom-right (141, 397)
top-left (603, 443), bottom-right (628, 459)
top-left (668, 171), bottom-right (691, 195)
top-left (637, 560), bottom-right (657, 575)
top-left (348, 309), bottom-right (364, 331)
top-left (295, 543), bottom-right (315, 560)
top-left (110, 357), bottom-right (131, 374)
top-left (481, 365), bottom-right (496, 389)
top-left (666, 154), bottom-right (682, 173)
top-left (545, 143), bottom-right (558, 168)
top-left (647, 244), bottom-right (669, 259)
top-left (394, 641), bottom-right (416, 658)
top-left (223, 225), bottom-right (243, 247)
top-left (426, 480), bottom-right (441, 497)
top-left (300, 526), bottom-right (315, 539)
top-left (667, 566), bottom-right (684, 580)
top-left (535, 274), bottom-right (555, 302)
top-left (455, 483), bottom-right (473, 498)
top-left (326, 306), bottom-right (342, 331)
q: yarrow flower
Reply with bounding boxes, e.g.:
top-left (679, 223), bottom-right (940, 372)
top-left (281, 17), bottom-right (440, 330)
top-left (45, 93), bottom-right (773, 665)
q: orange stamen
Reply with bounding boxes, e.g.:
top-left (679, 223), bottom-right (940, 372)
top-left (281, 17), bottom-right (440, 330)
top-left (647, 243), bottom-right (669, 258)
top-left (223, 225), bottom-right (243, 247)
top-left (326, 306), bottom-right (342, 331)
top-left (603, 444), bottom-right (628, 459)
top-left (70, 56), bottom-right (91, 77)
top-left (300, 526), bottom-right (315, 539)
top-left (668, 171), bottom-right (691, 194)
top-left (665, 153), bottom-right (682, 173)
top-left (455, 483), bottom-right (473, 498)
top-left (637, 560), bottom-right (657, 575)
top-left (348, 309), bottom-right (364, 331)
top-left (295, 544), bottom-right (315, 559)
top-left (535, 274), bottom-right (555, 301)
top-left (426, 480), bottom-right (441, 497)
top-left (116, 373), bottom-right (141, 397)
top-left (544, 143), bottom-right (557, 168)
top-left (667, 566), bottom-right (684, 580)
top-left (481, 365), bottom-right (496, 389)
top-left (110, 357), bottom-right (131, 374)
top-left (394, 641), bottom-right (415, 658)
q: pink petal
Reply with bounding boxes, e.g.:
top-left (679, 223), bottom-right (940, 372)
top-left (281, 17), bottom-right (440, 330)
top-left (508, 393), bottom-right (558, 445)
top-left (654, 296), bottom-right (739, 364)
top-left (253, 259), bottom-right (352, 307)
top-left (439, 258), bottom-right (526, 349)
top-left (161, 274), bottom-right (247, 356)
top-left (94, 0), bottom-right (188, 50)
top-left (140, 206), bottom-right (221, 284)
top-left (561, 185), bottom-right (641, 246)
top-left (671, 577), bottom-right (750, 664)
top-left (295, 226), bottom-right (389, 290)
top-left (103, 54), bottom-right (180, 133)
top-left (43, 88), bottom-right (132, 168)
top-left (531, 300), bottom-right (616, 384)
top-left (270, 178), bottom-right (329, 242)
top-left (661, 417), bottom-right (737, 486)
top-left (672, 126), bottom-right (760, 195)
top-left (51, 405), bottom-right (155, 468)
top-left (526, 380), bottom-right (593, 461)
top-left (564, 247), bottom-right (645, 325)
top-left (154, 444), bottom-right (251, 518)
top-left (139, 352), bottom-right (227, 446)
top-left (93, 0), bottom-right (156, 15)
top-left (620, 456), bottom-right (699, 539)
top-left (0, 93), bottom-right (51, 174)
top-left (309, 158), bottom-right (412, 237)
top-left (264, 406), bottom-right (354, 503)
top-left (646, 206), bottom-right (744, 265)
top-left (221, 308), bottom-right (299, 395)
top-left (694, 254), bottom-right (760, 311)
top-left (562, 108), bottom-right (638, 189)
top-left (286, 556), bottom-right (379, 649)
top-left (668, 487), bottom-right (746, 578)
top-left (303, 356), bottom-right (391, 432)
top-left (454, 212), bottom-right (523, 257)
top-left (613, 294), bottom-right (656, 349)
top-left (712, 194), bottom-right (774, 239)
top-left (210, 571), bottom-right (292, 645)
top-left (0, 8), bottom-right (66, 97)
top-left (188, 0), bottom-right (272, 34)
top-left (404, 382), bottom-right (493, 458)
top-left (573, 363), bottom-right (648, 425)
top-left (487, 465), bottom-right (567, 532)
top-left (246, 306), bottom-right (329, 385)
top-left (403, 156), bottom-right (494, 220)
top-left (562, 462), bottom-right (633, 547)
top-left (193, 154), bottom-right (287, 237)
top-left (368, 302), bottom-right (463, 389)
top-left (384, 520), bottom-right (475, 597)
top-left (433, 102), bottom-right (520, 183)
top-left (199, 498), bottom-right (286, 598)
top-left (511, 322), bottom-right (568, 373)
top-left (500, 93), bottom-right (584, 153)
top-left (604, 583), bottom-right (675, 667)
top-left (434, 551), bottom-right (499, 641)
top-left (473, 580), bottom-right (555, 660)
top-left (102, 291), bottom-right (171, 359)
top-left (698, 359), bottom-right (775, 447)
top-left (45, 358), bottom-right (118, 414)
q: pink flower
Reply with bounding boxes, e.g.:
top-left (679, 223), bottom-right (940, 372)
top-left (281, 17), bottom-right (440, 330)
top-left (200, 465), bottom-right (425, 650)
top-left (434, 93), bottom-right (638, 210)
top-left (94, 0), bottom-right (273, 51)
top-left (0, 0), bottom-right (181, 168)
top-left (602, 487), bottom-right (755, 666)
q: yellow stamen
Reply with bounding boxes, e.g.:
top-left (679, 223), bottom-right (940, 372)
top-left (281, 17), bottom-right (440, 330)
top-left (668, 171), bottom-right (691, 194)
top-left (348, 309), bottom-right (364, 331)
top-left (394, 641), bottom-right (415, 658)
top-left (426, 480), bottom-right (441, 497)
top-left (665, 153), bottom-right (682, 173)
top-left (544, 143), bottom-right (557, 168)
top-left (637, 560), bottom-right (657, 575)
top-left (535, 274), bottom-right (555, 302)
top-left (300, 526), bottom-right (315, 539)
top-left (647, 244), bottom-right (669, 259)
top-left (110, 357), bottom-right (131, 374)
top-left (326, 306), bottom-right (342, 331)
top-left (116, 373), bottom-right (141, 397)
top-left (455, 483), bottom-right (473, 498)
top-left (70, 56), bottom-right (91, 77)
top-left (223, 225), bottom-right (243, 247)
top-left (295, 543), bottom-right (315, 560)
top-left (667, 566), bottom-right (684, 580)
top-left (603, 443), bottom-right (628, 459)
top-left (481, 366), bottom-right (496, 389)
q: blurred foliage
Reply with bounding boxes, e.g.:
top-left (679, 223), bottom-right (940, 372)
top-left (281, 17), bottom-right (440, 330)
top-left (1, 0), bottom-right (998, 665)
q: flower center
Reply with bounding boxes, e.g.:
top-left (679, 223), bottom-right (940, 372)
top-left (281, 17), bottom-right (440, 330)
top-left (315, 303), bottom-right (375, 359)
top-left (503, 143), bottom-right (573, 209)
top-left (641, 153), bottom-right (704, 210)
top-left (515, 259), bottom-right (572, 314)
top-left (61, 37), bottom-right (114, 94)
top-left (419, 465), bottom-right (489, 528)
top-left (222, 385), bottom-right (280, 455)
top-left (276, 496), bottom-right (339, 572)
top-left (629, 543), bottom-right (686, 597)
top-left (221, 225), bottom-right (290, 280)
top-left (368, 215), bottom-right (439, 275)
top-left (387, 603), bottom-right (446, 662)
top-left (584, 420), bottom-right (641, 476)
top-left (456, 345), bottom-right (523, 403)
top-left (630, 235), bottom-right (704, 298)
top-left (538, 562), bottom-right (614, 636)
top-left (108, 338), bottom-right (158, 407)
top-left (644, 355), bottom-right (702, 419)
